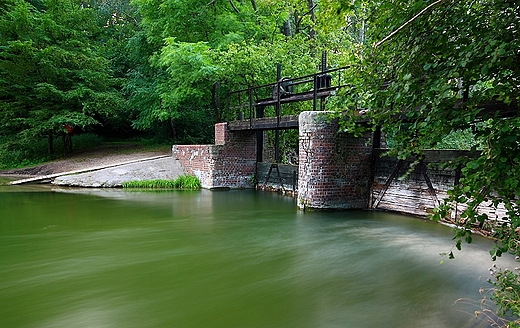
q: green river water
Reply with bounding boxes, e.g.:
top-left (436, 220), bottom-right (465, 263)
top-left (0, 186), bottom-right (515, 328)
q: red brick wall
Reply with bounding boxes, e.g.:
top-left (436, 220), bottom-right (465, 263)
top-left (173, 145), bottom-right (217, 188)
top-left (173, 123), bottom-right (256, 189)
top-left (215, 123), bottom-right (227, 145)
top-left (298, 111), bottom-right (373, 210)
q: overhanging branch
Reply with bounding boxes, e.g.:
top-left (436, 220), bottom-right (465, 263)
top-left (229, 0), bottom-right (240, 13)
top-left (374, 0), bottom-right (445, 48)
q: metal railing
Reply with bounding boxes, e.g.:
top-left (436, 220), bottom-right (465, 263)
top-left (226, 65), bottom-right (351, 127)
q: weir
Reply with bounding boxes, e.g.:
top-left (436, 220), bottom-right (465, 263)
top-left (173, 111), bottom-right (374, 211)
top-left (173, 113), bottom-right (507, 225)
top-left (173, 55), bottom-right (377, 210)
top-left (172, 56), bottom-right (510, 220)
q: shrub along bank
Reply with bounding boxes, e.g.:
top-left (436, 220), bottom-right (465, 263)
top-left (122, 175), bottom-right (201, 190)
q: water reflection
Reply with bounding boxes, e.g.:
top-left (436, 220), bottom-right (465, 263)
top-left (0, 186), bottom-right (515, 327)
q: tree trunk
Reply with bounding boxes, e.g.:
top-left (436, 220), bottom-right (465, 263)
top-left (359, 4), bottom-right (366, 44)
top-left (170, 118), bottom-right (177, 140)
top-left (282, 19), bottom-right (292, 36)
top-left (308, 0), bottom-right (316, 39)
top-left (48, 131), bottom-right (54, 155)
top-left (213, 82), bottom-right (222, 122)
top-left (63, 133), bottom-right (72, 156)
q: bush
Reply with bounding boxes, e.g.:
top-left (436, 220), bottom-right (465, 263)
top-left (435, 128), bottom-right (479, 150)
top-left (0, 136), bottom-right (50, 169)
top-left (488, 266), bottom-right (520, 327)
top-left (71, 134), bottom-right (104, 152)
top-left (122, 175), bottom-right (201, 190)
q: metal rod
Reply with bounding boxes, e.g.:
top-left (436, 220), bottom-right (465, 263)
top-left (275, 130), bottom-right (280, 163)
top-left (228, 66), bottom-right (350, 95)
top-left (248, 88), bottom-right (253, 128)
top-left (313, 75), bottom-right (318, 111)
top-left (321, 51), bottom-right (327, 72)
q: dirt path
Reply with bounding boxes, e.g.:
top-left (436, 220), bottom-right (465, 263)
top-left (0, 143), bottom-right (185, 187)
top-left (0, 143), bottom-right (171, 178)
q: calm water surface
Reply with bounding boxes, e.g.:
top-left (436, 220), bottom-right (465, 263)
top-left (0, 186), bottom-right (515, 328)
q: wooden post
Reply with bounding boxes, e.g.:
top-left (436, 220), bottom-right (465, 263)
top-left (256, 105), bottom-right (264, 162)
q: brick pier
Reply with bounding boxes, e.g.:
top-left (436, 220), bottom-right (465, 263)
top-left (173, 123), bottom-right (256, 189)
top-left (297, 111), bottom-right (373, 210)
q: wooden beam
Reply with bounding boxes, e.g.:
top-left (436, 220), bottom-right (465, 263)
top-left (228, 115), bottom-right (299, 131)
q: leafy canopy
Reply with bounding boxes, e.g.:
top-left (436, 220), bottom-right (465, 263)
top-left (335, 0), bottom-right (519, 257)
top-left (0, 0), bottom-right (125, 148)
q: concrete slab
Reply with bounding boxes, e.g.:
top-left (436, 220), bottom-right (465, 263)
top-left (51, 156), bottom-right (185, 187)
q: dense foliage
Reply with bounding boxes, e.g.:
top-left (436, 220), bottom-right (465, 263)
top-left (339, 0), bottom-right (520, 256)
top-left (129, 0), bottom-right (346, 142)
top-left (0, 0), bottom-right (126, 155)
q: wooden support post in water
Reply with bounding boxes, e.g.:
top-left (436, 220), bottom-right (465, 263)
top-left (256, 105), bottom-right (264, 162)
top-left (264, 163), bottom-right (285, 191)
top-left (373, 160), bottom-right (405, 209)
top-left (292, 170), bottom-right (297, 192)
top-left (419, 161), bottom-right (440, 208)
top-left (275, 64), bottom-right (282, 163)
top-left (373, 126), bottom-right (381, 149)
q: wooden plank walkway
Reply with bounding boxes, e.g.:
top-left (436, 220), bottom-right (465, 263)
top-left (228, 115), bottom-right (299, 131)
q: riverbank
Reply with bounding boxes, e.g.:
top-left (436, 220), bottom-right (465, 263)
top-left (0, 143), bottom-right (184, 187)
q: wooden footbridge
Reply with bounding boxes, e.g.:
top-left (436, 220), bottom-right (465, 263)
top-left (225, 53), bottom-right (518, 134)
top-left (226, 78), bottom-right (344, 131)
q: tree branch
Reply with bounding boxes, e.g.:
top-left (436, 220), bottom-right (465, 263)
top-left (374, 0), bottom-right (445, 48)
top-left (250, 0), bottom-right (257, 11)
top-left (297, 3), bottom-right (317, 24)
top-left (229, 0), bottom-right (240, 13)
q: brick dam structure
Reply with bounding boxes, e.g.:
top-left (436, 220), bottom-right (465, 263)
top-left (174, 111), bottom-right (372, 211)
top-left (173, 123), bottom-right (257, 190)
top-left (297, 112), bottom-right (373, 210)
top-left (173, 111), bottom-right (502, 221)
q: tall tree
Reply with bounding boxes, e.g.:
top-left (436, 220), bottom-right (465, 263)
top-left (0, 0), bottom-right (125, 153)
top-left (129, 0), bottom-right (335, 142)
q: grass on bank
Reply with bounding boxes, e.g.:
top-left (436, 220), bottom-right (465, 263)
top-left (122, 175), bottom-right (201, 190)
top-left (0, 177), bottom-right (14, 186)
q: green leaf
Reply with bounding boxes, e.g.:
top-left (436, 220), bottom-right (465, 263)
top-left (465, 235), bottom-right (472, 244)
top-left (466, 161), bottom-right (480, 169)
